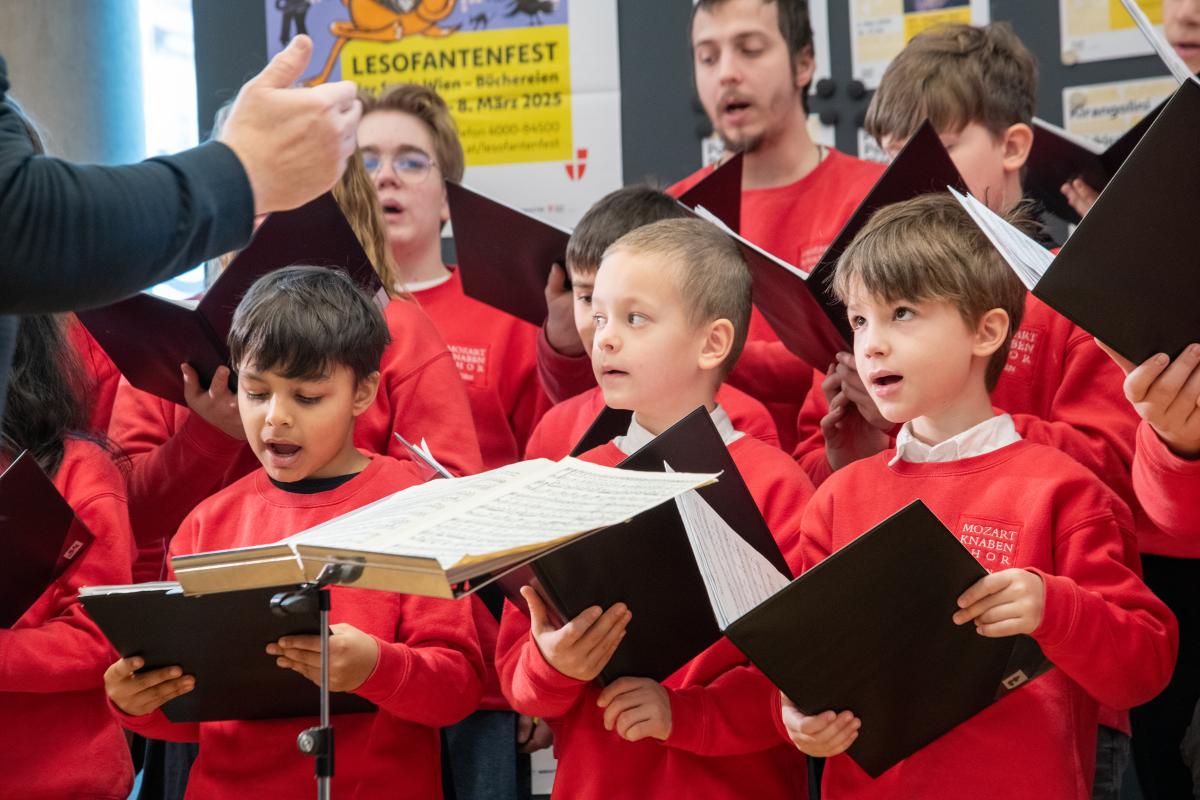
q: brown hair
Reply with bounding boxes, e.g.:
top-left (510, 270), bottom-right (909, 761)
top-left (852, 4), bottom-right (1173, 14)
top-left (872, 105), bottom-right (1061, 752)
top-left (830, 193), bottom-right (1027, 391)
top-left (604, 218), bottom-right (752, 374)
top-left (690, 0), bottom-right (815, 112)
top-left (865, 22), bottom-right (1037, 143)
top-left (360, 84), bottom-right (465, 182)
top-left (567, 186), bottom-right (691, 276)
top-left (333, 149), bottom-right (405, 298)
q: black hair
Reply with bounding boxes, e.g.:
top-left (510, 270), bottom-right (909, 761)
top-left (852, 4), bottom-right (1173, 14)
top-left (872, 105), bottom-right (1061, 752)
top-left (228, 266), bottom-right (390, 383)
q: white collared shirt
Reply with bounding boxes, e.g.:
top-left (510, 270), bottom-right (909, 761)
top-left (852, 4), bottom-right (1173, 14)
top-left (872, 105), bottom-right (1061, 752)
top-left (889, 413), bottom-right (1021, 466)
top-left (613, 405), bottom-right (744, 456)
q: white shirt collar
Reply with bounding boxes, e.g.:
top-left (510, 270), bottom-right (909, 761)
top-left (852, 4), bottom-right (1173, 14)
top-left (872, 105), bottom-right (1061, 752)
top-left (396, 271), bottom-right (453, 294)
top-left (614, 405), bottom-right (744, 456)
top-left (890, 413), bottom-right (1020, 466)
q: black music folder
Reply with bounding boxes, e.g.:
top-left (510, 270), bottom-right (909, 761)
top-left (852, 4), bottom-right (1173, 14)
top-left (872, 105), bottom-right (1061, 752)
top-left (1, 451), bottom-right (95, 628)
top-left (955, 79), bottom-right (1200, 364)
top-left (76, 193), bottom-right (384, 407)
top-left (678, 152), bottom-right (743, 233)
top-left (79, 583), bottom-right (375, 723)
top-left (502, 407), bottom-right (791, 685)
top-left (721, 500), bottom-right (1051, 778)
top-left (445, 181), bottom-right (572, 326)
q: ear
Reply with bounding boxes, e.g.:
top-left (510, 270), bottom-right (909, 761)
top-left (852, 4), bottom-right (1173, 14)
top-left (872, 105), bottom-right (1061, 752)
top-left (792, 45), bottom-right (816, 92)
top-left (352, 371), bottom-right (381, 417)
top-left (1001, 123), bottom-right (1034, 174)
top-left (972, 308), bottom-right (1010, 359)
top-left (697, 318), bottom-right (735, 373)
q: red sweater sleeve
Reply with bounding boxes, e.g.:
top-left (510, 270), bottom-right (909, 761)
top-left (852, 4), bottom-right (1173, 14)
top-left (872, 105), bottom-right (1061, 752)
top-left (112, 705), bottom-right (200, 743)
top-left (1132, 420), bottom-right (1200, 538)
top-left (791, 373), bottom-right (835, 488)
top-left (534, 325), bottom-right (595, 405)
top-left (355, 594), bottom-right (485, 728)
top-left (496, 599), bottom-right (590, 719)
top-left (0, 445), bottom-right (132, 693)
top-left (1030, 494), bottom-right (1178, 711)
top-left (727, 340), bottom-right (813, 406)
top-left (666, 665), bottom-right (790, 756)
top-left (109, 381), bottom-right (247, 580)
top-left (1005, 333), bottom-right (1136, 508)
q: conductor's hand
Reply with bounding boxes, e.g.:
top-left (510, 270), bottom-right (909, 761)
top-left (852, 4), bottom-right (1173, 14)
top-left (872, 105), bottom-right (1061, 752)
top-left (597, 676), bottom-right (672, 742)
top-left (780, 694), bottom-right (860, 757)
top-left (267, 623), bottom-right (380, 692)
top-left (521, 584), bottom-right (630, 681)
top-left (544, 263), bottom-right (585, 357)
top-left (953, 568), bottom-right (1045, 637)
top-left (104, 656), bottom-right (194, 717)
top-left (220, 35), bottom-right (362, 216)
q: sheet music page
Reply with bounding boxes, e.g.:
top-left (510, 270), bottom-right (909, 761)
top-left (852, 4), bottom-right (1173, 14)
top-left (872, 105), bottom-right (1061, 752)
top-left (674, 489), bottom-right (790, 629)
top-left (693, 205), bottom-right (812, 280)
top-left (949, 187), bottom-right (1054, 292)
top-left (1120, 0), bottom-right (1196, 84)
top-left (329, 458), bottom-right (717, 569)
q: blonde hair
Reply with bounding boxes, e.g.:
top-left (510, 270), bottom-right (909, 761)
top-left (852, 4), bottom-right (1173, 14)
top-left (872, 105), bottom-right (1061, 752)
top-left (831, 193), bottom-right (1027, 391)
top-left (360, 84), bottom-right (466, 182)
top-left (333, 149), bottom-right (405, 298)
top-left (604, 218), bottom-right (752, 374)
top-left (865, 22), bottom-right (1037, 143)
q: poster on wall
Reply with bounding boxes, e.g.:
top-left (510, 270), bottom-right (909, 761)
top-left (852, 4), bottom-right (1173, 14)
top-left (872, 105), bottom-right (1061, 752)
top-left (264, 0), bottom-right (622, 228)
top-left (1059, 0), bottom-right (1161, 66)
top-left (1061, 75), bottom-right (1178, 148)
top-left (810, 0), bottom-right (832, 83)
top-left (849, 0), bottom-right (989, 89)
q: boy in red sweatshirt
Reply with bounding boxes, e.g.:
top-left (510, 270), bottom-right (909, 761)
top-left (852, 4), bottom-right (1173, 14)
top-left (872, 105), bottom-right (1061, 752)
top-left (358, 84), bottom-right (551, 471)
top-left (776, 193), bottom-right (1177, 800)
top-left (525, 185), bottom-right (779, 461)
top-left (498, 218), bottom-right (815, 799)
top-left (1098, 339), bottom-right (1200, 797)
top-left (104, 266), bottom-right (484, 799)
top-left (536, 0), bottom-right (883, 447)
top-left (790, 23), bottom-right (1177, 795)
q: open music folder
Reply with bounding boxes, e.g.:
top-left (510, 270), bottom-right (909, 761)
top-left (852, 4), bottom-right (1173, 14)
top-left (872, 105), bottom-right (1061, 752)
top-left (1, 451), bottom-right (95, 628)
top-left (445, 181), bottom-right (572, 326)
top-left (691, 121), bottom-right (966, 370)
top-left (79, 583), bottom-right (375, 723)
top-left (676, 498), bottom-right (1051, 778)
top-left (76, 193), bottom-right (385, 407)
top-left (951, 78), bottom-right (1200, 364)
top-left (677, 151), bottom-right (742, 233)
top-left (499, 407), bottom-right (791, 685)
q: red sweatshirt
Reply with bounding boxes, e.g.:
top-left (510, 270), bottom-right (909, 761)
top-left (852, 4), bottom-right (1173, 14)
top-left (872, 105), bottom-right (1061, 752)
top-left (497, 434), bottom-right (814, 799)
top-left (110, 296), bottom-right (482, 582)
top-left (0, 439), bottom-right (134, 799)
top-left (1132, 421), bottom-right (1200, 551)
top-left (668, 150), bottom-right (886, 448)
top-left (66, 314), bottom-right (120, 434)
top-left (784, 439), bottom-right (1177, 800)
top-left (524, 385), bottom-right (781, 461)
top-left (114, 456), bottom-right (484, 799)
top-left (411, 268), bottom-right (551, 469)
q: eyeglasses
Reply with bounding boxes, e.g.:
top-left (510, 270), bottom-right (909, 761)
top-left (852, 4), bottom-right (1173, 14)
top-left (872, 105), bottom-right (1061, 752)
top-left (362, 150), bottom-right (438, 182)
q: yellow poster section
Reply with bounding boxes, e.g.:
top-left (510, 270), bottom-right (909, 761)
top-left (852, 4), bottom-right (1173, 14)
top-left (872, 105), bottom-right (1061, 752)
top-left (343, 25), bottom-right (572, 167)
top-left (1110, 0), bottom-right (1161, 30)
top-left (903, 7), bottom-right (974, 41)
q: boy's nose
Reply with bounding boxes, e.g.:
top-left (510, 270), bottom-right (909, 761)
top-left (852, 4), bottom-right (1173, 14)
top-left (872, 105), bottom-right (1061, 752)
top-left (264, 398), bottom-right (292, 427)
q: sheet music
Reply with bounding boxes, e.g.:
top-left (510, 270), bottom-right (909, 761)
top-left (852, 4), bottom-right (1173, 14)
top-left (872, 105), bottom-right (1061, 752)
top-left (693, 205), bottom-right (812, 280)
top-left (1120, 0), bottom-right (1197, 84)
top-left (949, 187), bottom-right (1054, 292)
top-left (298, 458), bottom-right (717, 570)
top-left (674, 489), bottom-right (789, 630)
top-left (1032, 117), bottom-right (1105, 156)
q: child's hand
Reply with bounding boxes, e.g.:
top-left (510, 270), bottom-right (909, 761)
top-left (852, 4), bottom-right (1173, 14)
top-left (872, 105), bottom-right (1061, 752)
top-left (1096, 341), bottom-right (1200, 459)
top-left (953, 569), bottom-right (1045, 637)
top-left (780, 694), bottom-right (860, 757)
top-left (597, 676), bottom-right (672, 742)
top-left (516, 714), bottom-right (554, 754)
top-left (543, 263), bottom-right (585, 357)
top-left (833, 352), bottom-right (893, 433)
top-left (266, 623), bottom-right (380, 692)
top-left (1060, 178), bottom-right (1099, 219)
top-left (521, 584), bottom-right (630, 681)
top-left (822, 390), bottom-right (890, 471)
top-left (181, 364), bottom-right (246, 441)
top-left (104, 656), bottom-right (194, 716)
